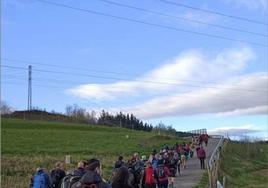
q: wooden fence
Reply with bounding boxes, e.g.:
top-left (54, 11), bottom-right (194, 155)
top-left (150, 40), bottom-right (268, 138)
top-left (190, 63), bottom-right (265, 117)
top-left (207, 135), bottom-right (225, 188)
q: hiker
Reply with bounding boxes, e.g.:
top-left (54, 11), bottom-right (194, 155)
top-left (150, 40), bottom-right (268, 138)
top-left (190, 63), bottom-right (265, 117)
top-left (111, 166), bottom-right (134, 188)
top-left (148, 154), bottom-right (158, 172)
top-left (190, 142), bottom-right (194, 158)
top-left (198, 135), bottom-right (203, 145)
top-left (152, 149), bottom-right (157, 156)
top-left (174, 152), bottom-right (181, 176)
top-left (114, 156), bottom-right (125, 169)
top-left (141, 155), bottom-right (147, 163)
top-left (108, 156), bottom-right (125, 184)
top-left (204, 134), bottom-right (209, 146)
top-left (179, 148), bottom-right (187, 169)
top-left (185, 143), bottom-right (191, 158)
top-left (73, 161), bottom-right (86, 177)
top-left (143, 161), bottom-right (157, 188)
top-left (71, 158), bottom-right (111, 188)
top-left (167, 152), bottom-right (177, 180)
top-left (128, 153), bottom-right (143, 188)
top-left (197, 146), bottom-right (206, 169)
top-left (30, 166), bottom-right (52, 188)
top-left (156, 159), bottom-right (170, 188)
top-left (50, 161), bottom-right (66, 188)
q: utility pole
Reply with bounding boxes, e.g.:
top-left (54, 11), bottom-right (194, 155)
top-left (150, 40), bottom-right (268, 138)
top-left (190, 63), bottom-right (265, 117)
top-left (28, 65), bottom-right (32, 111)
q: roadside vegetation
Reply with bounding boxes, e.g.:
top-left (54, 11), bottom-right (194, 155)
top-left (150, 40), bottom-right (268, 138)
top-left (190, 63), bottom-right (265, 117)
top-left (219, 141), bottom-right (268, 188)
top-left (2, 118), bottom-right (182, 188)
top-left (194, 171), bottom-right (209, 188)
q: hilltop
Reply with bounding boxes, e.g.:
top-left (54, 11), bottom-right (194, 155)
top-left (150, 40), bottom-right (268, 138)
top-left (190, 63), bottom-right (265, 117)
top-left (2, 110), bottom-right (70, 122)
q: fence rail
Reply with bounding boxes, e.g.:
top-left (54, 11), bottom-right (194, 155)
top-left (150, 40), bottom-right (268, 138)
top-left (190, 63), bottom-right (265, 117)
top-left (208, 135), bottom-right (225, 188)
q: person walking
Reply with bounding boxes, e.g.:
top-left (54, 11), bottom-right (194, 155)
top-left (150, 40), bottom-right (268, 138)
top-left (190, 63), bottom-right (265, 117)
top-left (111, 166), bottom-right (134, 188)
top-left (197, 146), bottom-right (206, 169)
top-left (143, 162), bottom-right (157, 188)
top-left (30, 166), bottom-right (52, 188)
top-left (156, 159), bottom-right (170, 188)
top-left (73, 161), bottom-right (86, 177)
top-left (71, 158), bottom-right (111, 188)
top-left (50, 161), bottom-right (66, 188)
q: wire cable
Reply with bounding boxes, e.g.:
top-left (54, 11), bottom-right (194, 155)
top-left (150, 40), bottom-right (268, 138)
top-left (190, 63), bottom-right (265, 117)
top-left (160, 0), bottom-right (268, 25)
top-left (2, 65), bottom-right (267, 93)
top-left (97, 0), bottom-right (267, 37)
top-left (3, 57), bottom-right (268, 93)
top-left (35, 0), bottom-right (267, 47)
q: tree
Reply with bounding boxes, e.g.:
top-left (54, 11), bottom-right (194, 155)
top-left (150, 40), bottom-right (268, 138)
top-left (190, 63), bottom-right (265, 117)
top-left (0, 101), bottom-right (13, 115)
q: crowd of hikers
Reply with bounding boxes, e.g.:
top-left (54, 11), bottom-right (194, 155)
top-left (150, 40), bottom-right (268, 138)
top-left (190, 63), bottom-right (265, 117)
top-left (29, 134), bottom-right (209, 188)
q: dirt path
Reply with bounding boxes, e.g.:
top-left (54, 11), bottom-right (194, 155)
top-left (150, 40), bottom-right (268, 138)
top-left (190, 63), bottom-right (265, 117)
top-left (173, 138), bottom-right (219, 188)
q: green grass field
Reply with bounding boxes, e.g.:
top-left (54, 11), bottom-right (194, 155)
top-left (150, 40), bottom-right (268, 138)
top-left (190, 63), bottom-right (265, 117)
top-left (219, 141), bottom-right (268, 188)
top-left (1, 118), bottom-right (182, 188)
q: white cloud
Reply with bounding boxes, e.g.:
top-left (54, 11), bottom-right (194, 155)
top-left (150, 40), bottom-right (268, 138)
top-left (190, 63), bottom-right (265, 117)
top-left (222, 0), bottom-right (267, 11)
top-left (181, 11), bottom-right (217, 27)
top-left (215, 105), bottom-right (268, 116)
top-left (68, 45), bottom-right (267, 118)
top-left (68, 46), bottom-right (255, 100)
top-left (117, 73), bottom-right (267, 119)
top-left (207, 124), bottom-right (262, 136)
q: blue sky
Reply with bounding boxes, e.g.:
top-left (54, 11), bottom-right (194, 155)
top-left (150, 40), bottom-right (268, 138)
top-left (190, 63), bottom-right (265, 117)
top-left (2, 0), bottom-right (268, 139)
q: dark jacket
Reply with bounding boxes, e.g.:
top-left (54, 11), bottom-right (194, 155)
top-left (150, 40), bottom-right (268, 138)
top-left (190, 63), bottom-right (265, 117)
top-left (74, 167), bottom-right (86, 177)
top-left (71, 170), bottom-right (111, 188)
top-left (111, 182), bottom-right (134, 188)
top-left (114, 160), bottom-right (125, 169)
top-left (50, 169), bottom-right (66, 188)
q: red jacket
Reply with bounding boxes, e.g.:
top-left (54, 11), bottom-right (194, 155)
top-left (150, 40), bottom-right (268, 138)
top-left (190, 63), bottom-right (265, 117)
top-left (197, 148), bottom-right (206, 158)
top-left (144, 167), bottom-right (156, 185)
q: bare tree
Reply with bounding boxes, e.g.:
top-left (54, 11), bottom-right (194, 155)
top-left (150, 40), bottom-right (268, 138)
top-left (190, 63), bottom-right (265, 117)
top-left (0, 101), bottom-right (13, 115)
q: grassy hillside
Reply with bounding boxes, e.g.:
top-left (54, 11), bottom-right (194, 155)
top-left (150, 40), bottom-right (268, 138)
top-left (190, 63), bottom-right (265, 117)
top-left (1, 118), bottom-right (182, 188)
top-left (219, 141), bottom-right (268, 188)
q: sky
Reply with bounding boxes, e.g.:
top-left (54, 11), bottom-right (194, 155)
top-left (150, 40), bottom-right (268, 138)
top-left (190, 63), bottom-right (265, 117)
top-left (1, 0), bottom-right (268, 139)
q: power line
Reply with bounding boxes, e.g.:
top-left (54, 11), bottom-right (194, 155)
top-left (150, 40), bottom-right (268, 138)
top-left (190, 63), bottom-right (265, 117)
top-left (35, 0), bottom-right (267, 47)
top-left (4, 57), bottom-right (257, 87)
top-left (2, 73), bottom-right (26, 78)
top-left (3, 60), bottom-right (267, 94)
top-left (3, 76), bottom-right (94, 86)
top-left (2, 65), bottom-right (267, 93)
top-left (2, 58), bottom-right (131, 77)
top-left (97, 0), bottom-right (267, 37)
top-left (160, 0), bottom-right (268, 26)
top-left (2, 81), bottom-right (68, 89)
top-left (20, 77), bottom-right (268, 103)
top-left (2, 81), bottom-right (267, 104)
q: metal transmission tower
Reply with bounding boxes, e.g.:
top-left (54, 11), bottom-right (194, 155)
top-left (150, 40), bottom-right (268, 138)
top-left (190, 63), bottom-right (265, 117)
top-left (28, 65), bottom-right (32, 110)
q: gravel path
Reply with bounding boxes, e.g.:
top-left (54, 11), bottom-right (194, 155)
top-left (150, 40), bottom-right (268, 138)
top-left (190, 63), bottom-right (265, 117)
top-left (173, 138), bottom-right (219, 188)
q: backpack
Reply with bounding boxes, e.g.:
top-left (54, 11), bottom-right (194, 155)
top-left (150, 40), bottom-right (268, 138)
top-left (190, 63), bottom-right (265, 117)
top-left (170, 158), bottom-right (176, 166)
top-left (60, 175), bottom-right (80, 188)
top-left (81, 182), bottom-right (100, 188)
top-left (157, 166), bottom-right (166, 179)
top-left (51, 169), bottom-right (64, 188)
top-left (190, 150), bottom-right (194, 158)
top-left (33, 171), bottom-right (47, 188)
top-left (114, 160), bottom-right (124, 168)
top-left (132, 162), bottom-right (143, 185)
